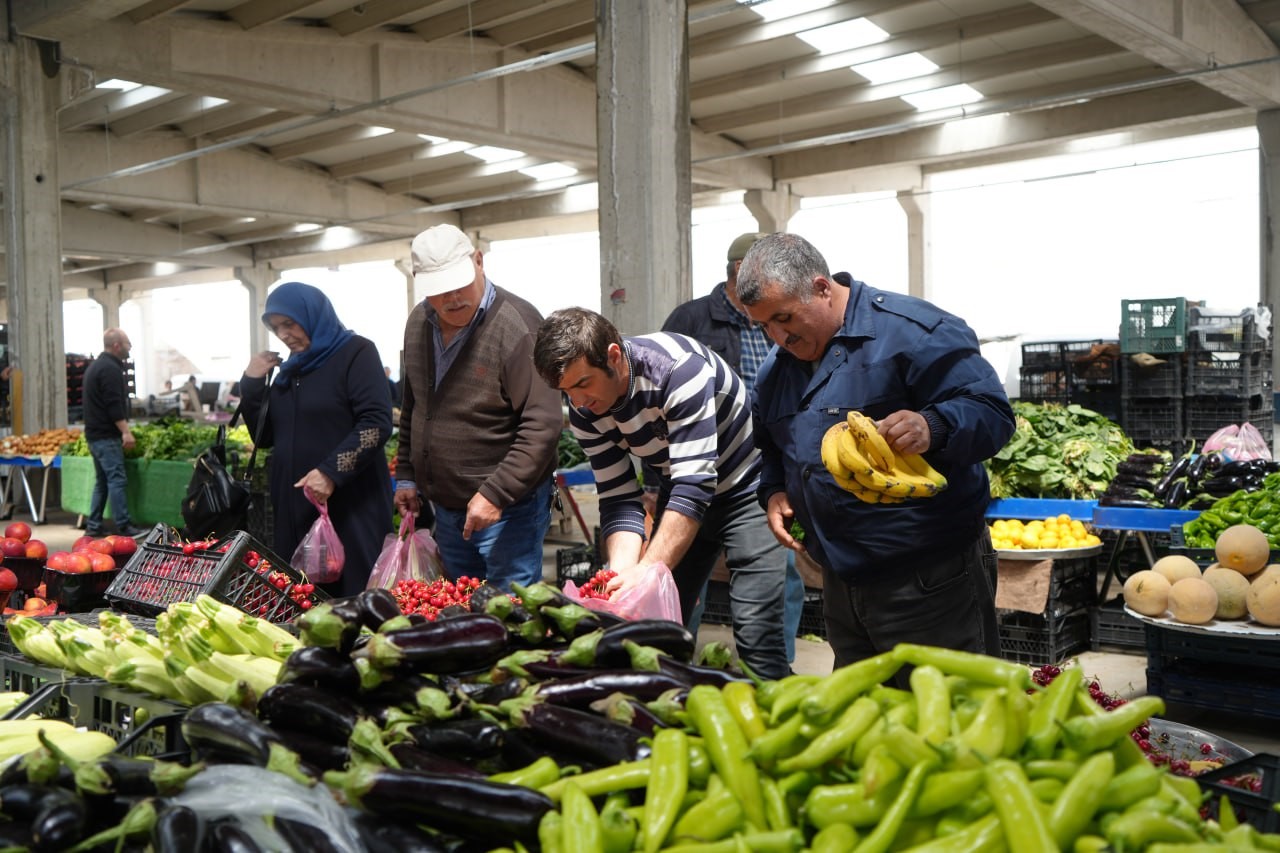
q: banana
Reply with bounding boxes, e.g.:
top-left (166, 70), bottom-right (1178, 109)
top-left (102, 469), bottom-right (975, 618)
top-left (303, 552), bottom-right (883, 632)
top-left (897, 450), bottom-right (948, 490)
top-left (846, 411), bottom-right (894, 472)
top-left (836, 427), bottom-right (874, 480)
top-left (847, 483), bottom-right (905, 504)
top-left (821, 422), bottom-right (853, 480)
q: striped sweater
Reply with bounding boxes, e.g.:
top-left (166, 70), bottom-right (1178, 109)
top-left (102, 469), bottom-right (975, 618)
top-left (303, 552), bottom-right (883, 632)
top-left (570, 333), bottom-right (760, 541)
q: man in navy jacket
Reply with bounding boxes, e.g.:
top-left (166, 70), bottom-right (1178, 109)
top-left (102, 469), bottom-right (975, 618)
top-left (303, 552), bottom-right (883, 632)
top-left (738, 233), bottom-right (1014, 681)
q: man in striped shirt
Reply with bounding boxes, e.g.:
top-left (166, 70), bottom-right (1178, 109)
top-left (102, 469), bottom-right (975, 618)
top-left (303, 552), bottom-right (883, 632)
top-left (534, 307), bottom-right (790, 680)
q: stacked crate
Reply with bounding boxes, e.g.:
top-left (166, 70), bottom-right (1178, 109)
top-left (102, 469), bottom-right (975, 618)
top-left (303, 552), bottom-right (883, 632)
top-left (1019, 339), bottom-right (1120, 420)
top-left (1183, 305), bottom-right (1273, 449)
top-left (1118, 298), bottom-right (1191, 454)
top-left (996, 555), bottom-right (1096, 666)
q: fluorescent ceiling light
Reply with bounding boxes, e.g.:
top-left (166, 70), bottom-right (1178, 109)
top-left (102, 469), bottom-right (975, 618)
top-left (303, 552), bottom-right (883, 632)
top-left (797, 18), bottom-right (887, 53)
top-left (466, 145), bottom-right (525, 163)
top-left (96, 78), bottom-right (141, 91)
top-left (201, 97), bottom-right (228, 108)
top-left (417, 133), bottom-right (449, 144)
top-left (368, 126), bottom-right (396, 137)
top-left (901, 83), bottom-right (984, 111)
top-left (292, 222), bottom-right (323, 233)
top-left (741, 0), bottom-right (832, 22)
top-left (851, 52), bottom-right (938, 84)
top-left (519, 162), bottom-right (578, 181)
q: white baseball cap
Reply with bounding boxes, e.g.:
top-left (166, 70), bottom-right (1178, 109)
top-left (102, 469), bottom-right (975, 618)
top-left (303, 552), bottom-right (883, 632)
top-left (411, 224), bottom-right (477, 297)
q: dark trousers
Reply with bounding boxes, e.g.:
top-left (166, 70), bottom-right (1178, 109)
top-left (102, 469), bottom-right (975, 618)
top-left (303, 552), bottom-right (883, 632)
top-left (822, 529), bottom-right (1000, 689)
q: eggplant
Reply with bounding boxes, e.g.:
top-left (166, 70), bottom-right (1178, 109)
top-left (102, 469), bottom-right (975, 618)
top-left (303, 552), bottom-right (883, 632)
top-left (356, 588), bottom-right (404, 631)
top-left (328, 766), bottom-right (553, 846)
top-left (72, 754), bottom-right (202, 798)
top-left (1162, 479), bottom-right (1188, 509)
top-left (1098, 495), bottom-right (1157, 508)
top-left (468, 583), bottom-right (509, 615)
top-left (257, 683), bottom-right (364, 742)
top-left (272, 727), bottom-right (352, 772)
top-left (0, 821), bottom-right (32, 847)
top-left (387, 743), bottom-right (486, 778)
top-left (653, 654), bottom-right (752, 688)
top-left (589, 693), bottom-right (668, 736)
top-left (502, 699), bottom-right (649, 767)
top-left (1154, 454), bottom-right (1193, 498)
top-left (1202, 475), bottom-right (1246, 496)
top-left (455, 676), bottom-right (526, 706)
top-left (0, 784), bottom-right (60, 820)
top-left (30, 787), bottom-right (87, 853)
top-left (271, 815), bottom-right (344, 853)
top-left (354, 613), bottom-right (511, 674)
top-left (1116, 458), bottom-right (1165, 476)
top-left (532, 670), bottom-right (689, 708)
top-left (408, 718), bottom-right (505, 760)
top-left (209, 819), bottom-right (266, 853)
top-left (562, 620), bottom-right (696, 668)
top-left (352, 812), bottom-right (447, 853)
top-left (539, 603), bottom-right (620, 639)
top-left (1187, 452), bottom-right (1214, 484)
top-left (277, 646), bottom-right (362, 694)
top-left (152, 804), bottom-right (202, 853)
top-left (436, 604), bottom-right (471, 620)
top-left (1111, 474), bottom-right (1159, 491)
top-left (297, 598), bottom-right (365, 654)
top-left (1218, 459), bottom-right (1267, 477)
top-left (181, 702), bottom-right (312, 785)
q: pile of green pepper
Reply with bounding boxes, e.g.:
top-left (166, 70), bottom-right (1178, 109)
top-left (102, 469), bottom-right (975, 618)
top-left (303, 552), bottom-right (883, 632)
top-left (1181, 471), bottom-right (1280, 549)
top-left (498, 645), bottom-right (1280, 852)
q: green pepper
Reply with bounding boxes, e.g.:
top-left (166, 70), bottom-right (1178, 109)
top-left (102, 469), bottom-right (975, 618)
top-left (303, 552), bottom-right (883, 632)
top-left (1030, 777), bottom-right (1065, 802)
top-left (882, 722), bottom-right (945, 771)
top-left (538, 810), bottom-right (563, 853)
top-left (1024, 760), bottom-right (1081, 782)
top-left (641, 727), bottom-right (688, 853)
top-left (661, 829), bottom-right (804, 853)
top-left (800, 651), bottom-right (902, 725)
top-left (908, 664), bottom-right (950, 745)
top-left (671, 786), bottom-right (743, 843)
top-left (722, 682), bottom-right (767, 743)
top-left (909, 768), bottom-right (984, 819)
top-left (1099, 761), bottom-right (1162, 811)
top-left (1060, 695), bottom-right (1164, 754)
top-left (809, 823), bottom-right (859, 853)
top-left (957, 689), bottom-right (1007, 761)
top-left (775, 696), bottom-right (879, 774)
top-left (897, 813), bottom-right (1002, 853)
top-left (685, 685), bottom-right (767, 829)
top-left (894, 644), bottom-right (1031, 690)
top-left (749, 711), bottom-right (807, 768)
top-left (861, 743), bottom-right (906, 797)
top-left (540, 759), bottom-right (650, 801)
top-left (760, 776), bottom-right (791, 831)
top-left (559, 781), bottom-right (603, 853)
top-left (804, 781), bottom-right (898, 829)
top-left (851, 760), bottom-right (931, 853)
top-left (601, 793), bottom-right (639, 853)
top-left (985, 758), bottom-right (1057, 851)
top-left (1103, 810), bottom-right (1200, 848)
top-left (488, 755), bottom-right (560, 789)
top-left (1025, 665), bottom-right (1082, 759)
top-left (759, 674), bottom-right (822, 719)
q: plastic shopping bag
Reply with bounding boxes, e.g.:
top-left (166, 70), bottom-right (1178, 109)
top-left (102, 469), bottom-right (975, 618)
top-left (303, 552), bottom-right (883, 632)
top-left (367, 512), bottom-right (444, 590)
top-left (562, 561), bottom-right (682, 623)
top-left (291, 489), bottom-right (345, 584)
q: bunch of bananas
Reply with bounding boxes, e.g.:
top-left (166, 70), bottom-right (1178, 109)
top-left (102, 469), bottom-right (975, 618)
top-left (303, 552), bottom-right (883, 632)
top-left (820, 410), bottom-right (947, 504)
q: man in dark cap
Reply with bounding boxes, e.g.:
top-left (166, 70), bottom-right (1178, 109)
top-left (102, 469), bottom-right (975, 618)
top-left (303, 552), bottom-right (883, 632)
top-left (658, 232), bottom-right (805, 663)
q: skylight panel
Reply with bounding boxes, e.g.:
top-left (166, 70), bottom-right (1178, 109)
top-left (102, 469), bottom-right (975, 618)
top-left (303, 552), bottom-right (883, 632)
top-left (900, 84), bottom-right (984, 111)
top-left (466, 145), bottom-right (525, 163)
top-left (96, 78), bottom-right (141, 91)
top-left (851, 52), bottom-right (938, 85)
top-left (796, 18), bottom-right (887, 53)
top-left (417, 133), bottom-right (449, 144)
top-left (741, 0), bottom-right (832, 23)
top-left (519, 162), bottom-right (578, 181)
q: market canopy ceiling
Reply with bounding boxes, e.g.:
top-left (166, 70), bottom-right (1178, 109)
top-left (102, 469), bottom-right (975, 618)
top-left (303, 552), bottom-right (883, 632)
top-left (2, 0), bottom-right (1280, 294)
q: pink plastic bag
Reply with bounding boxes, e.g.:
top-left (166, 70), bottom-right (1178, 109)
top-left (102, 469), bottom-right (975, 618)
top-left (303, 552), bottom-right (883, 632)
top-left (562, 561), bottom-right (683, 623)
top-left (367, 512), bottom-right (445, 591)
top-left (291, 489), bottom-right (345, 584)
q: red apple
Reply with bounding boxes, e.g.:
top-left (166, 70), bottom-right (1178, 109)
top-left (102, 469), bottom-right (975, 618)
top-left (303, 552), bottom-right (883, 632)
top-left (87, 552), bottom-right (116, 573)
top-left (104, 535), bottom-right (138, 558)
top-left (23, 539), bottom-right (47, 560)
top-left (46, 551), bottom-right (71, 571)
top-left (83, 539), bottom-right (114, 555)
top-left (0, 538), bottom-right (26, 558)
top-left (72, 535), bottom-right (95, 552)
top-left (63, 553), bottom-right (93, 574)
top-left (4, 522), bottom-right (31, 543)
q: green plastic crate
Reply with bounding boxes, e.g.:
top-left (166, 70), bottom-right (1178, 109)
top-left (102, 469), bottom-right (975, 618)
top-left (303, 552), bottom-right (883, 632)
top-left (60, 455), bottom-right (189, 527)
top-left (1120, 297), bottom-right (1187, 353)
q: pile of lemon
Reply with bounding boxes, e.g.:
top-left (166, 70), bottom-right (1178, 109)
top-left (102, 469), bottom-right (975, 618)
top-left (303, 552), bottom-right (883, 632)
top-left (990, 514), bottom-right (1103, 551)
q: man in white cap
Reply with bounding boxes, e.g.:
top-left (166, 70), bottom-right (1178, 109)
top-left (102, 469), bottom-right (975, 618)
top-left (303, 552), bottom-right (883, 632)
top-left (394, 224), bottom-right (562, 592)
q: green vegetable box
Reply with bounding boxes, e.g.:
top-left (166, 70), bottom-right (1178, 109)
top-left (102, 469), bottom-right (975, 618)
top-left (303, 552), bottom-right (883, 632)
top-left (60, 456), bottom-right (189, 528)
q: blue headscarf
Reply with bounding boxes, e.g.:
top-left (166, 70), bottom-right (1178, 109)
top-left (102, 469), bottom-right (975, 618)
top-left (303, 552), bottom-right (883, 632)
top-left (263, 281), bottom-right (355, 386)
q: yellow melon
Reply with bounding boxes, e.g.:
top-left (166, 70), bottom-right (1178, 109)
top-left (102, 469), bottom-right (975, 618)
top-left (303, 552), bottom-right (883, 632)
top-left (1214, 525), bottom-right (1270, 576)
top-left (1168, 577), bottom-right (1218, 625)
top-left (1151, 555), bottom-right (1202, 584)
top-left (1247, 569), bottom-right (1280, 627)
top-left (1202, 566), bottom-right (1251, 620)
top-left (1123, 570), bottom-right (1171, 617)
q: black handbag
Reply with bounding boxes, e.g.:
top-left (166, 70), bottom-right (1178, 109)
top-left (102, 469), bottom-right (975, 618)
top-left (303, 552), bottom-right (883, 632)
top-left (181, 381), bottom-right (269, 540)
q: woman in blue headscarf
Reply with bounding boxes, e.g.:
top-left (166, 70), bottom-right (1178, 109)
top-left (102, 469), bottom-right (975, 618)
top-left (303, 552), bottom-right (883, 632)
top-left (239, 281), bottom-right (394, 596)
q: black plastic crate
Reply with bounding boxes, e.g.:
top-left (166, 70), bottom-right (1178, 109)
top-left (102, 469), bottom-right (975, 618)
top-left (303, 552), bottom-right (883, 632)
top-left (1185, 398), bottom-right (1274, 447)
top-left (1121, 397), bottom-right (1185, 446)
top-left (1021, 341), bottom-right (1065, 369)
top-left (1065, 341), bottom-right (1119, 387)
top-left (105, 529), bottom-right (325, 622)
top-left (1186, 350), bottom-right (1271, 398)
top-left (1188, 305), bottom-right (1273, 354)
top-left (1068, 387), bottom-right (1121, 421)
top-left (1018, 367), bottom-right (1068, 403)
top-left (1145, 622), bottom-right (1280, 672)
top-left (701, 579), bottom-right (733, 627)
top-left (555, 544), bottom-right (599, 589)
top-left (1089, 596), bottom-right (1145, 651)
top-left (245, 492), bottom-right (275, 549)
top-left (798, 588), bottom-right (825, 638)
top-left (997, 608), bottom-right (1090, 666)
top-left (1196, 752), bottom-right (1280, 834)
top-left (1121, 358), bottom-right (1183, 398)
top-left (1146, 666), bottom-right (1280, 721)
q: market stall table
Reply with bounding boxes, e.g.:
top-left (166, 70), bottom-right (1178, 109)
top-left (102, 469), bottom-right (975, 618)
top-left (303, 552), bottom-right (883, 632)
top-left (0, 454), bottom-right (60, 524)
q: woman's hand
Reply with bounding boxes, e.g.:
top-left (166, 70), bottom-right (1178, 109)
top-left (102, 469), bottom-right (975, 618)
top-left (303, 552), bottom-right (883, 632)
top-left (295, 469), bottom-right (335, 503)
top-left (245, 351), bottom-right (282, 378)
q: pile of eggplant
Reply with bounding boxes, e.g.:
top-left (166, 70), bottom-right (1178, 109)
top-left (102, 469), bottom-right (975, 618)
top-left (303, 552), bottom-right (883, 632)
top-left (0, 585), bottom-right (745, 850)
top-left (1099, 449), bottom-right (1280, 510)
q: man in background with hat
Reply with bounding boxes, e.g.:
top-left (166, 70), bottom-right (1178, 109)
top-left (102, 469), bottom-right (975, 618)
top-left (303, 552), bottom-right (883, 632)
top-left (658, 231), bottom-right (804, 662)
top-left (394, 224), bottom-right (562, 592)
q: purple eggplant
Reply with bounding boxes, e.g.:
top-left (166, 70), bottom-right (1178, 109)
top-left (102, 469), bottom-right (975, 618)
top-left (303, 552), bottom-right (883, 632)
top-left (151, 804), bottom-right (202, 853)
top-left (407, 718), bottom-right (505, 760)
top-left (297, 598), bottom-right (364, 654)
top-left (210, 819), bottom-right (265, 853)
top-left (501, 697), bottom-right (650, 767)
top-left (562, 619), bottom-right (695, 668)
top-left (356, 587), bottom-right (404, 631)
top-left (180, 702), bottom-right (312, 786)
top-left (258, 683), bottom-right (364, 742)
top-left (589, 693), bottom-right (669, 737)
top-left (532, 670), bottom-right (688, 708)
top-left (278, 646), bottom-right (361, 694)
top-left (355, 613), bottom-right (510, 673)
top-left (387, 743), bottom-right (486, 779)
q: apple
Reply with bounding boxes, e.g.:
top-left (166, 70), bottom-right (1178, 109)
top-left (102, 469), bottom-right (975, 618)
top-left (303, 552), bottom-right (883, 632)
top-left (88, 552), bottom-right (117, 573)
top-left (72, 535), bottom-right (95, 552)
top-left (0, 538), bottom-right (26, 558)
top-left (46, 551), bottom-right (71, 571)
top-left (4, 522), bottom-right (31, 543)
top-left (63, 553), bottom-right (93, 574)
top-left (22, 596), bottom-right (48, 612)
top-left (0, 569), bottom-right (17, 593)
top-left (23, 539), bottom-right (48, 560)
top-left (104, 535), bottom-right (138, 558)
top-left (79, 539), bottom-right (114, 555)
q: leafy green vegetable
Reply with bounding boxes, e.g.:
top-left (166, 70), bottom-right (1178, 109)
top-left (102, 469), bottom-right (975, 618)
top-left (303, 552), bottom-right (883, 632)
top-left (62, 417), bottom-right (258, 462)
top-left (558, 429), bottom-right (587, 469)
top-left (986, 402), bottom-right (1134, 500)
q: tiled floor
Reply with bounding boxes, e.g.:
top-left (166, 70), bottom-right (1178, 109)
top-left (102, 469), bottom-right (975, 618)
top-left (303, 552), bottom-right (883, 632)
top-left (16, 507), bottom-right (1279, 759)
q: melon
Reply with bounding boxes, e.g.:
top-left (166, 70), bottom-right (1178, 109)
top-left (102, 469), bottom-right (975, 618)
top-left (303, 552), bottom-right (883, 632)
top-left (1202, 566), bottom-right (1251, 620)
top-left (1168, 577), bottom-right (1218, 625)
top-left (1151, 555), bottom-right (1202, 584)
top-left (1246, 572), bottom-right (1280, 627)
top-left (1123, 570), bottom-right (1171, 617)
top-left (1214, 525), bottom-right (1269, 576)
top-left (1250, 564), bottom-right (1280, 587)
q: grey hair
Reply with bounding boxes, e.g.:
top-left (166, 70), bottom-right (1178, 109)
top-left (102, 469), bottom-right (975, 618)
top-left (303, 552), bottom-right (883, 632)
top-left (735, 233), bottom-right (831, 306)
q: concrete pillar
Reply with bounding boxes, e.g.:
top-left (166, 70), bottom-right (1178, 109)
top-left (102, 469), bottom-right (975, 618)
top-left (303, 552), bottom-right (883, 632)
top-left (1, 37), bottom-right (69, 431)
top-left (89, 283), bottom-right (123, 329)
top-left (395, 259), bottom-right (417, 313)
top-left (236, 264), bottom-right (274, 354)
top-left (897, 189), bottom-right (931, 300)
top-left (744, 186), bottom-right (800, 233)
top-left (596, 0), bottom-right (691, 334)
